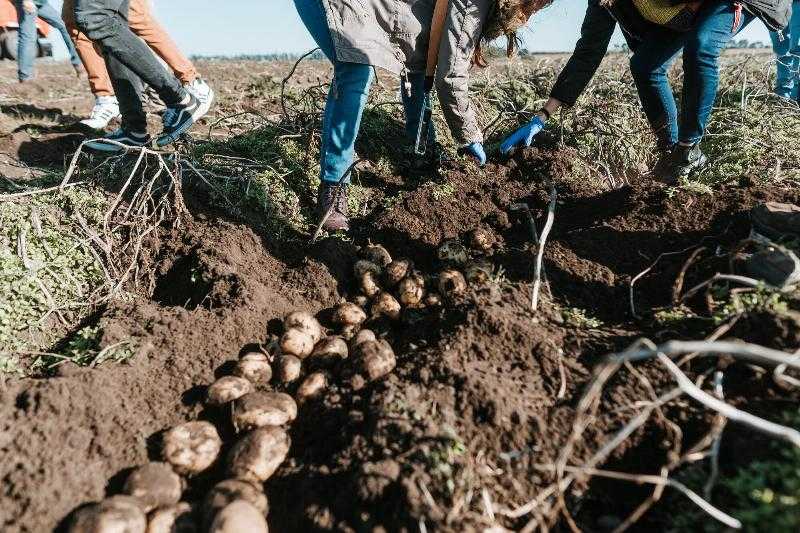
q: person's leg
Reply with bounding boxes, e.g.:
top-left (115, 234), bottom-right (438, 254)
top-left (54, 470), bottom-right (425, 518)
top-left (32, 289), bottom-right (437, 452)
top-left (789, 4), bottom-right (800, 100)
top-left (15, 0), bottom-right (37, 81)
top-left (64, 0), bottom-right (115, 96)
top-left (770, 30), bottom-right (793, 98)
top-left (127, 0), bottom-right (197, 85)
top-left (679, 2), bottom-right (754, 144)
top-left (35, 1), bottom-right (82, 68)
top-left (104, 52), bottom-right (146, 133)
top-left (401, 72), bottom-right (436, 146)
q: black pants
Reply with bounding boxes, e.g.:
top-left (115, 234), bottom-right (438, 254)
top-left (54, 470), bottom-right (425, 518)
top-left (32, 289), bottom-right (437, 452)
top-left (74, 0), bottom-right (185, 131)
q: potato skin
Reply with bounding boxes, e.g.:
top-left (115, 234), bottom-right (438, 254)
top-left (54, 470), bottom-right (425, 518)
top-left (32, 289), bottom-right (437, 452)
top-left (207, 376), bottom-right (252, 406)
top-left (209, 500), bottom-right (268, 533)
top-left (232, 356), bottom-right (273, 385)
top-left (227, 427), bottom-right (290, 483)
top-left (311, 336), bottom-right (349, 366)
top-left (296, 372), bottom-right (327, 402)
top-left (398, 273), bottom-right (425, 306)
top-left (438, 269), bottom-right (467, 299)
top-left (353, 259), bottom-right (381, 278)
top-left (284, 311), bottom-right (323, 343)
top-left (350, 329), bottom-right (377, 350)
top-left (277, 355), bottom-right (302, 384)
top-left (355, 340), bottom-right (396, 381)
top-left (233, 392), bottom-right (298, 431)
top-left (69, 496), bottom-right (147, 533)
top-left (280, 328), bottom-right (315, 358)
top-left (162, 421), bottom-right (222, 476)
top-left (371, 292), bottom-right (401, 320)
top-left (146, 502), bottom-right (195, 533)
top-left (360, 271), bottom-right (382, 298)
top-left (203, 480), bottom-right (268, 528)
top-left (123, 462), bottom-right (183, 513)
top-left (384, 259), bottom-right (413, 287)
top-left (362, 245), bottom-right (392, 267)
top-left (333, 302), bottom-right (367, 326)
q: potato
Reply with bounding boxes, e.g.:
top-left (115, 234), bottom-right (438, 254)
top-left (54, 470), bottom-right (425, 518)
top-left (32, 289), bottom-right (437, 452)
top-left (277, 355), bottom-right (302, 384)
top-left (296, 372), bottom-right (327, 402)
top-left (233, 353), bottom-right (273, 385)
top-left (360, 271), bottom-right (382, 298)
top-left (233, 392), bottom-right (298, 431)
top-left (162, 421), bottom-right (222, 476)
top-left (363, 244), bottom-right (393, 267)
top-left (146, 503), bottom-right (195, 533)
top-left (333, 302), bottom-right (367, 326)
top-left (284, 311), bottom-right (323, 343)
top-left (351, 329), bottom-right (377, 350)
top-left (371, 292), bottom-right (401, 320)
top-left (340, 325), bottom-right (358, 340)
top-left (227, 426), bottom-right (290, 483)
top-left (123, 462), bottom-right (183, 513)
top-left (69, 496), bottom-right (147, 533)
top-left (469, 228), bottom-right (494, 252)
top-left (311, 336), bottom-right (349, 366)
top-left (384, 259), bottom-right (413, 287)
top-left (209, 500), bottom-right (268, 533)
top-left (398, 272), bottom-right (426, 306)
top-left (438, 269), bottom-right (467, 299)
top-left (464, 259), bottom-right (493, 285)
top-left (203, 480), bottom-right (268, 528)
top-left (280, 328), bottom-right (315, 359)
top-left (207, 376), bottom-right (252, 406)
top-left (424, 292), bottom-right (442, 307)
top-left (355, 340), bottom-right (396, 381)
top-left (437, 240), bottom-right (469, 265)
top-left (352, 295), bottom-right (370, 308)
top-left (353, 259), bottom-right (381, 278)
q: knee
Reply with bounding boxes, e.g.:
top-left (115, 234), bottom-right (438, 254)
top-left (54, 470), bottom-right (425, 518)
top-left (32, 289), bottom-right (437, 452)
top-left (629, 54), bottom-right (659, 81)
top-left (685, 35), bottom-right (722, 67)
top-left (333, 63), bottom-right (373, 97)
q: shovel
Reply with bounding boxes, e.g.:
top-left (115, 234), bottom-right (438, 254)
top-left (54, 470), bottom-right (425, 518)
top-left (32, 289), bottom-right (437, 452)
top-left (414, 0), bottom-right (450, 155)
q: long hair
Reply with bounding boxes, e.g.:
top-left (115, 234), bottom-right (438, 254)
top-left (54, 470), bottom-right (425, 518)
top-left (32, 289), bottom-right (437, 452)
top-left (473, 0), bottom-right (554, 67)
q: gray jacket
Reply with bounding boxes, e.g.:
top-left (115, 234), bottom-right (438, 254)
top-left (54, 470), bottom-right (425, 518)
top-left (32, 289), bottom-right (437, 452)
top-left (321, 0), bottom-right (488, 146)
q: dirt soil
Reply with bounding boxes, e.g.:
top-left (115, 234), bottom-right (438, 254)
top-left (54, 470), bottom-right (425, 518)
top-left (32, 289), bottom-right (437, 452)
top-left (2, 60), bottom-right (799, 533)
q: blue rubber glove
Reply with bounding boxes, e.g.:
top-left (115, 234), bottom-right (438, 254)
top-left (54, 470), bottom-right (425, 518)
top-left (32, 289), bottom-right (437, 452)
top-left (460, 142), bottom-right (487, 166)
top-left (500, 116), bottom-right (546, 154)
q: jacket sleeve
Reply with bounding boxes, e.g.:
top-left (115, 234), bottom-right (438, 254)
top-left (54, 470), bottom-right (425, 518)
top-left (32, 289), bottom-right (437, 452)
top-left (434, 0), bottom-right (492, 146)
top-left (550, 0), bottom-right (618, 107)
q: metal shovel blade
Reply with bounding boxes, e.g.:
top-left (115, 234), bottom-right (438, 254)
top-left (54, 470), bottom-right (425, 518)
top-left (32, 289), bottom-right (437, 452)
top-left (414, 93), bottom-right (433, 155)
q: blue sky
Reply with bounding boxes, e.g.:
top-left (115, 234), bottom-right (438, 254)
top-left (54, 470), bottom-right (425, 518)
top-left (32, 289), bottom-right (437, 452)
top-left (47, 0), bottom-right (772, 59)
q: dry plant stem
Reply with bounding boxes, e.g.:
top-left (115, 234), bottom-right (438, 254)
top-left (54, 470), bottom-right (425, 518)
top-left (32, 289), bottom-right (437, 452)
top-left (704, 371), bottom-right (726, 500)
top-left (680, 273), bottom-right (787, 303)
top-left (628, 244), bottom-right (700, 318)
top-left (0, 181), bottom-right (85, 201)
top-left (311, 158), bottom-right (364, 242)
top-left (281, 47), bottom-right (321, 118)
top-left (531, 183), bottom-right (556, 311)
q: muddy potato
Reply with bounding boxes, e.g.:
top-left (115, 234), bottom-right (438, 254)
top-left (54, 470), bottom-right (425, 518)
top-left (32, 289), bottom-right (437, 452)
top-left (146, 502), bottom-right (195, 533)
top-left (437, 240), bottom-right (469, 265)
top-left (69, 496), bottom-right (147, 533)
top-left (233, 392), bottom-right (298, 431)
top-left (353, 259), bottom-right (381, 278)
top-left (233, 352), bottom-right (272, 385)
top-left (424, 292), bottom-right (442, 307)
top-left (438, 269), bottom-right (467, 299)
top-left (209, 500), bottom-right (268, 533)
top-left (333, 302), bottom-right (367, 327)
top-left (203, 480), bottom-right (268, 527)
top-left (351, 329), bottom-right (377, 350)
top-left (227, 426), bottom-right (291, 483)
top-left (284, 311), bottom-right (323, 343)
top-left (207, 376), bottom-right (252, 406)
top-left (464, 259), bottom-right (493, 285)
top-left (280, 328), bottom-right (315, 359)
top-left (360, 271), bottom-right (382, 299)
top-left (384, 258), bottom-right (413, 287)
top-left (469, 228), bottom-right (494, 252)
top-left (123, 462), bottom-right (183, 513)
top-left (398, 272), bottom-right (426, 306)
top-left (311, 336), bottom-right (349, 366)
top-left (371, 292), bottom-right (401, 320)
top-left (277, 355), bottom-right (302, 383)
top-left (355, 340), bottom-right (396, 381)
top-left (352, 294), bottom-right (370, 308)
top-left (340, 324), bottom-right (358, 341)
top-left (162, 421), bottom-right (222, 476)
top-left (362, 244), bottom-right (392, 267)
top-left (296, 372), bottom-right (328, 402)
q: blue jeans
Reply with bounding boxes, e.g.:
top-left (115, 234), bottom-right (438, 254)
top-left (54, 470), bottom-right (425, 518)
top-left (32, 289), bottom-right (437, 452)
top-left (769, 2), bottom-right (800, 100)
top-left (16, 0), bottom-right (81, 81)
top-left (293, 0), bottom-right (430, 184)
top-left (630, 1), bottom-right (754, 146)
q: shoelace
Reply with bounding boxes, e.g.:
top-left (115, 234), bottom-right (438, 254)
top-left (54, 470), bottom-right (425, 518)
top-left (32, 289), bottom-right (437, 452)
top-left (323, 185), bottom-right (348, 214)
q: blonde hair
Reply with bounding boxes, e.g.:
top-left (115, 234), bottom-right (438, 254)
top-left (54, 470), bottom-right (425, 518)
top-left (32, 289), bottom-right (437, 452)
top-left (474, 0), bottom-right (554, 67)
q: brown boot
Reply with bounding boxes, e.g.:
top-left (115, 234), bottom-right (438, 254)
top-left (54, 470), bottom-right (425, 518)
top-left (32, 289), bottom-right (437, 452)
top-left (317, 181), bottom-right (350, 232)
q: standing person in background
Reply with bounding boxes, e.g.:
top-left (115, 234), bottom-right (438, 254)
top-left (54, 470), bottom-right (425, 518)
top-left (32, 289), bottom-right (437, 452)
top-left (72, 0), bottom-right (212, 151)
top-left (769, 0), bottom-right (800, 100)
top-left (62, 0), bottom-right (213, 130)
top-left (15, 0), bottom-right (82, 82)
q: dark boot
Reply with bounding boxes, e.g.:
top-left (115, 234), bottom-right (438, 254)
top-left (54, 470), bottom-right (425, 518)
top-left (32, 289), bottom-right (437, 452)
top-left (651, 143), bottom-right (675, 181)
top-left (656, 142), bottom-right (708, 185)
top-left (317, 181), bottom-right (350, 232)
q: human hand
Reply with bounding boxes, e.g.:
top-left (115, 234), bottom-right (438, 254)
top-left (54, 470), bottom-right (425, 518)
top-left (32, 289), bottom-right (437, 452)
top-left (500, 115), bottom-right (546, 155)
top-left (22, 0), bottom-right (36, 14)
top-left (459, 142), bottom-right (486, 166)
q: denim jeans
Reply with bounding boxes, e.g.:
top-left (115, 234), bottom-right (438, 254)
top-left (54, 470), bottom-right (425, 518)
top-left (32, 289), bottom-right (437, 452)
top-left (630, 1), bottom-right (754, 146)
top-left (73, 0), bottom-right (186, 132)
top-left (769, 2), bottom-right (800, 100)
top-left (16, 0), bottom-right (81, 81)
top-left (293, 0), bottom-right (431, 184)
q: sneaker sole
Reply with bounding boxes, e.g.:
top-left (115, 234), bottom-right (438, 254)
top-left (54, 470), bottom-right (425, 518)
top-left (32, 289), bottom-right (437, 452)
top-left (155, 117), bottom-right (195, 148)
top-left (192, 87), bottom-right (214, 122)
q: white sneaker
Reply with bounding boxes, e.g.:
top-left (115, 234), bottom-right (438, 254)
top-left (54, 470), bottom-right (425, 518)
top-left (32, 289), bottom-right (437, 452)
top-left (184, 78), bottom-right (214, 121)
top-left (80, 96), bottom-right (121, 130)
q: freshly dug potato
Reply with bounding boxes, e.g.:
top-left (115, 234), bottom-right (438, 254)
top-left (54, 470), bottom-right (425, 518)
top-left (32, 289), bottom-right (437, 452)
top-left (296, 372), bottom-right (327, 402)
top-left (311, 336), bottom-right (349, 366)
top-left (351, 329), bottom-right (377, 350)
top-left (384, 259), bottom-right (413, 287)
top-left (203, 480), bottom-right (268, 528)
top-left (209, 500), bottom-right (267, 533)
top-left (371, 292), bottom-right (401, 320)
top-left (284, 311), bottom-right (324, 343)
top-left (352, 295), bottom-right (370, 308)
top-left (69, 496), bottom-right (147, 533)
top-left (146, 502), bottom-right (195, 533)
top-left (469, 228), bottom-right (493, 252)
top-left (207, 376), bottom-right (252, 406)
top-left (353, 259), bottom-right (381, 278)
top-left (437, 240), bottom-right (469, 265)
top-left (362, 244), bottom-right (393, 267)
top-left (233, 353), bottom-right (272, 385)
top-left (162, 421), bottom-right (222, 475)
top-left (398, 272), bottom-right (426, 306)
top-left (233, 392), bottom-right (298, 431)
top-left (227, 427), bottom-right (291, 483)
top-left (333, 302), bottom-right (367, 326)
top-left (280, 328), bottom-right (315, 358)
top-left (340, 325), bottom-right (358, 340)
top-left (438, 269), bottom-right (467, 299)
top-left (276, 355), bottom-right (302, 384)
top-left (123, 462), bottom-right (183, 513)
top-left (464, 259), bottom-right (493, 285)
top-left (360, 271), bottom-right (382, 298)
top-left (424, 292), bottom-right (442, 307)
top-left (355, 340), bottom-right (396, 381)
